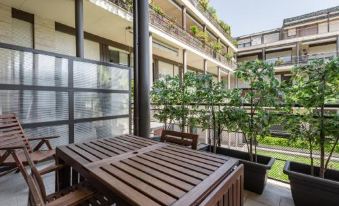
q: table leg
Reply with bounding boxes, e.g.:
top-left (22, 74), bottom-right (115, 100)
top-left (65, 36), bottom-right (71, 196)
top-left (55, 156), bottom-right (71, 192)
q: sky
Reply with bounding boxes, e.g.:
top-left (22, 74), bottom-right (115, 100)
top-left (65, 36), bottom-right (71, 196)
top-left (209, 0), bottom-right (339, 37)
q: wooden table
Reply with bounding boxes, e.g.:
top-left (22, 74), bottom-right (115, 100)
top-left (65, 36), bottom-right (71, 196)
top-left (56, 135), bottom-right (244, 206)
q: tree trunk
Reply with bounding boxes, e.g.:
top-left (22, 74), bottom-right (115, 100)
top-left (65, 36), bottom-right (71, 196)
top-left (319, 74), bottom-right (326, 178)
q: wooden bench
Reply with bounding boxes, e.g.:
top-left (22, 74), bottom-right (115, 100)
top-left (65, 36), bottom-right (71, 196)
top-left (160, 130), bottom-right (198, 150)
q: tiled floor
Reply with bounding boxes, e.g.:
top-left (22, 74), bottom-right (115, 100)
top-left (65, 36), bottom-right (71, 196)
top-left (0, 165), bottom-right (294, 206)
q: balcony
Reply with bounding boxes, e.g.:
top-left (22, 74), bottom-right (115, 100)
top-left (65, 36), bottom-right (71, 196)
top-left (188, 0), bottom-right (235, 44)
top-left (107, 0), bottom-right (236, 69)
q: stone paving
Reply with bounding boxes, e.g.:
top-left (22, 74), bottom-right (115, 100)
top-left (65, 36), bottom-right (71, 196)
top-left (0, 163), bottom-right (294, 206)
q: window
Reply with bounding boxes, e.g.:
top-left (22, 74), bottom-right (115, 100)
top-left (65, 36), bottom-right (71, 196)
top-left (108, 46), bottom-right (129, 66)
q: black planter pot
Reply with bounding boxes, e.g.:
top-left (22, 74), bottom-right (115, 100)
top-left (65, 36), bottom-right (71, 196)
top-left (284, 161), bottom-right (339, 206)
top-left (200, 145), bottom-right (275, 194)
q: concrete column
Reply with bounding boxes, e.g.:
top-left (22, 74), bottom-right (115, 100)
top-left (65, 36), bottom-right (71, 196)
top-left (327, 12), bottom-right (330, 33)
top-left (182, 6), bottom-right (186, 30)
top-left (217, 67), bottom-right (221, 82)
top-left (149, 33), bottom-right (153, 88)
top-left (261, 48), bottom-right (266, 61)
top-left (183, 49), bottom-right (187, 74)
top-left (336, 35), bottom-right (339, 57)
top-left (296, 42), bottom-right (300, 64)
top-left (228, 72), bottom-right (231, 89)
top-left (75, 0), bottom-right (84, 58)
top-left (203, 59), bottom-right (208, 74)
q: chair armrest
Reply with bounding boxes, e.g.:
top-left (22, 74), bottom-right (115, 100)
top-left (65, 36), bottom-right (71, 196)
top-left (0, 144), bottom-right (25, 150)
top-left (28, 136), bottom-right (59, 141)
top-left (38, 164), bottom-right (64, 175)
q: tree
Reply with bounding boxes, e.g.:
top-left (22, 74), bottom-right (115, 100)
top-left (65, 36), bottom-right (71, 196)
top-left (151, 75), bottom-right (179, 130)
top-left (196, 74), bottom-right (227, 152)
top-left (232, 60), bottom-right (281, 162)
top-left (284, 58), bottom-right (339, 178)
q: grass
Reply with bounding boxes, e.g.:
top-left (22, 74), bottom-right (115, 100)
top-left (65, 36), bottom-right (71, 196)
top-left (257, 150), bottom-right (339, 182)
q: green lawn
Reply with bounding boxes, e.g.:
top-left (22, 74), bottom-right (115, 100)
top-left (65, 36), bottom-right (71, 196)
top-left (257, 150), bottom-right (339, 182)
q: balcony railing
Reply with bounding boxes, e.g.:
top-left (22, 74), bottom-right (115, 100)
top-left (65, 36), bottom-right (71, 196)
top-left (265, 52), bottom-right (338, 66)
top-left (106, 0), bottom-right (236, 69)
top-left (188, 0), bottom-right (235, 44)
top-left (149, 9), bottom-right (236, 69)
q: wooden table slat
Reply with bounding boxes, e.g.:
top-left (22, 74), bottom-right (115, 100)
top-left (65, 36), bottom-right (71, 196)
top-left (76, 143), bottom-right (109, 159)
top-left (67, 144), bottom-right (100, 162)
top-left (113, 135), bottom-right (153, 147)
top-left (101, 164), bottom-right (177, 205)
top-left (124, 135), bottom-right (158, 145)
top-left (138, 153), bottom-right (208, 179)
top-left (152, 150), bottom-right (219, 171)
top-left (93, 169), bottom-right (162, 206)
top-left (145, 151), bottom-right (214, 175)
top-left (130, 156), bottom-right (202, 185)
top-left (121, 158), bottom-right (194, 192)
top-left (112, 161), bottom-right (186, 198)
top-left (86, 141), bottom-right (121, 156)
top-left (97, 139), bottom-right (134, 153)
top-left (161, 146), bottom-right (227, 164)
top-left (104, 138), bottom-right (144, 150)
top-left (166, 144), bottom-right (230, 161)
top-left (171, 158), bottom-right (239, 206)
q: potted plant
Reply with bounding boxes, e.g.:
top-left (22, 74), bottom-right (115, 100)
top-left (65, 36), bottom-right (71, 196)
top-left (151, 75), bottom-right (179, 131)
top-left (201, 60), bottom-right (279, 194)
top-left (195, 74), bottom-right (227, 152)
top-left (283, 58), bottom-right (339, 206)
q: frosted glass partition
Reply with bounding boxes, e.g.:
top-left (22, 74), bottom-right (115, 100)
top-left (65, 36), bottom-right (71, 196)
top-left (0, 45), bottom-right (131, 145)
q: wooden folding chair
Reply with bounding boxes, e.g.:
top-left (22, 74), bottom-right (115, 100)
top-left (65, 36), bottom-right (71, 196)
top-left (0, 138), bottom-right (101, 206)
top-left (160, 130), bottom-right (199, 150)
top-left (0, 113), bottom-right (59, 176)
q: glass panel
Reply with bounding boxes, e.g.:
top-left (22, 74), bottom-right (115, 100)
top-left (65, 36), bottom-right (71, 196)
top-left (36, 54), bottom-right (68, 87)
top-left (74, 61), bottom-right (129, 90)
top-left (0, 48), bottom-right (68, 86)
top-left (74, 92), bottom-right (129, 119)
top-left (74, 118), bottom-right (129, 142)
top-left (0, 90), bottom-right (68, 123)
top-left (25, 125), bottom-right (69, 148)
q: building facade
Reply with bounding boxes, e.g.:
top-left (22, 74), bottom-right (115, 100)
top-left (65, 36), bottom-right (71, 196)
top-left (0, 0), bottom-right (237, 145)
top-left (236, 6), bottom-right (339, 88)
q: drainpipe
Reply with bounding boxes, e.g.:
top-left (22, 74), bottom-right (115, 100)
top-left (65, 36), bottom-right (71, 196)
top-left (75, 0), bottom-right (84, 58)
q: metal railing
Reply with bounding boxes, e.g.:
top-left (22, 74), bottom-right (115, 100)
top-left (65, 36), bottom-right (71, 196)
top-left (106, 0), bottom-right (236, 69)
top-left (149, 8), bottom-right (236, 68)
top-left (264, 52), bottom-right (338, 66)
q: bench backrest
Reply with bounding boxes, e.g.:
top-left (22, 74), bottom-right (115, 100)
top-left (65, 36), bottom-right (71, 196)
top-left (160, 130), bottom-right (198, 150)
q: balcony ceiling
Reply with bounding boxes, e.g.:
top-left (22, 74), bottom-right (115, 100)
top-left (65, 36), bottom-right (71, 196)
top-left (1, 0), bottom-right (133, 47)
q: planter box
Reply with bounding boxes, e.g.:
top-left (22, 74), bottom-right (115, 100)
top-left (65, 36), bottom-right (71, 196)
top-left (200, 145), bottom-right (275, 194)
top-left (284, 161), bottom-right (339, 206)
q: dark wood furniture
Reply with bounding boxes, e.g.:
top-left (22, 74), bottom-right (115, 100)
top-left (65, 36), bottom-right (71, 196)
top-left (160, 130), bottom-right (199, 150)
top-left (0, 138), bottom-right (111, 206)
top-left (0, 113), bottom-right (58, 175)
top-left (56, 134), bottom-right (244, 206)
